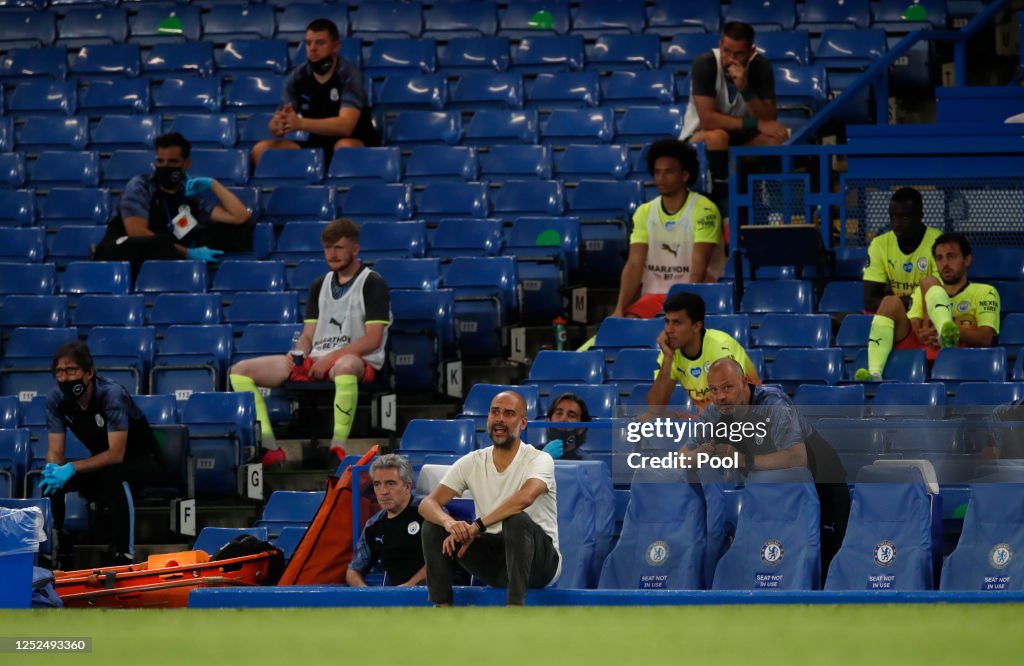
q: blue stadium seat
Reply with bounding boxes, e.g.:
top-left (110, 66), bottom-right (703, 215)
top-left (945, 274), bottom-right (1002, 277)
top-left (0, 428), bottom-right (30, 498)
top-left (479, 145), bottom-right (551, 182)
top-left (0, 262), bottom-right (55, 295)
top-left (504, 215), bottom-right (580, 271)
top-left (87, 325), bottom-right (156, 394)
top-left (932, 348), bottom-right (1007, 385)
top-left (215, 39), bottom-right (289, 77)
top-left (273, 222), bottom-right (327, 266)
top-left (586, 34), bottom-right (660, 71)
top-left (136, 259), bottom-right (207, 299)
top-left (182, 391), bottom-right (257, 497)
top-left (510, 36), bottom-right (584, 73)
top-left (262, 186), bottom-right (335, 227)
top-left (56, 7), bottom-right (127, 47)
top-left (37, 188), bottom-right (110, 228)
top-left (999, 314), bottom-right (1024, 354)
top-left (0, 153), bottom-right (26, 189)
top-left (498, 0), bottom-right (570, 37)
top-left (405, 146), bottom-right (478, 184)
top-left (540, 108), bottom-right (614, 145)
top-left (724, 0), bottom-right (797, 31)
top-left (128, 5), bottom-right (201, 45)
top-left (373, 73), bottom-right (446, 111)
top-left (423, 1), bottom-right (497, 39)
top-left (463, 109), bottom-right (538, 145)
top-left (151, 324), bottom-right (233, 401)
top-left (372, 257), bottom-right (442, 291)
top-left (427, 219), bottom-right (503, 258)
top-left (525, 71), bottom-right (598, 109)
top-left (460, 383), bottom-right (541, 422)
top-left (647, 0), bottom-right (720, 35)
top-left (600, 70), bottom-right (675, 106)
top-left (143, 42), bottom-right (215, 78)
top-left (798, 0), bottom-right (871, 30)
top-left (490, 180), bottom-right (564, 218)
top-left (223, 292), bottom-right (299, 334)
top-left (607, 349), bottom-right (661, 391)
top-left (212, 260), bottom-right (285, 294)
top-left (793, 384), bottom-right (866, 418)
top-left (713, 468), bottom-right (820, 590)
top-left (79, 80), bottom-right (150, 115)
top-left (276, 4), bottom-right (349, 43)
top-left (222, 75), bottom-right (283, 114)
top-left (60, 260), bottom-right (130, 297)
top-left (0, 47), bottom-right (67, 81)
top-left (448, 72), bottom-right (523, 110)
top-left (251, 149), bottom-right (323, 186)
top-left (152, 77), bottom-right (220, 114)
top-left (15, 115), bottom-right (86, 151)
top-left (526, 350), bottom-right (604, 394)
top-left (814, 29), bottom-right (887, 69)
top-left (71, 294), bottom-right (145, 334)
top-left (253, 490), bottom-right (324, 538)
top-left (363, 38), bottom-right (436, 77)
top-left (849, 348), bottom-right (926, 383)
top-left (588, 316), bottom-right (661, 362)
top-left (0, 327), bottom-right (77, 402)
top-left (398, 419), bottom-right (474, 464)
top-left (326, 147), bottom-right (400, 185)
top-left (755, 30), bottom-right (811, 65)
top-left (389, 288), bottom-right (456, 391)
top-left (664, 33), bottom-right (719, 70)
top-left (970, 248), bottom-right (1024, 281)
top-left (614, 105), bottom-right (684, 143)
top-left (566, 178), bottom-right (643, 220)
top-left (0, 10), bottom-right (55, 49)
top-left (414, 182), bottom-right (489, 221)
top-left (554, 144), bottom-right (629, 182)
top-left (442, 256), bottom-right (519, 357)
top-left (767, 348), bottom-right (844, 390)
top-left (599, 468), bottom-right (707, 590)
top-left (753, 313), bottom-right (832, 349)
top-left (46, 225), bottom-right (103, 268)
top-left (149, 294), bottom-right (221, 332)
top-left (193, 527), bottom-right (270, 557)
top-left (818, 281), bottom-right (862, 314)
top-left (703, 314), bottom-right (752, 348)
top-left (338, 183), bottom-right (413, 221)
top-left (740, 280), bottom-right (814, 315)
top-left (359, 221), bottom-right (427, 260)
top-left (951, 382), bottom-right (1024, 409)
top-left (940, 482), bottom-right (1024, 590)
top-left (873, 0), bottom-right (947, 31)
top-left (439, 37), bottom-right (509, 73)
top-left (133, 394), bottom-right (177, 427)
top-left (188, 148), bottom-right (248, 186)
top-left (551, 462), bottom-right (598, 588)
top-left (68, 43), bottom-right (139, 79)
top-left (664, 284), bottom-right (734, 315)
top-left (834, 247), bottom-right (868, 279)
top-left (90, 115), bottom-right (159, 150)
top-left (871, 382), bottom-right (945, 418)
top-left (543, 383), bottom-right (617, 420)
top-left (0, 189), bottom-right (35, 230)
top-left (291, 40), bottom-right (362, 69)
top-left (995, 282), bottom-right (1024, 314)
top-left (164, 114), bottom-right (236, 150)
top-left (825, 464), bottom-right (934, 590)
top-left (100, 150), bottom-right (151, 188)
top-left (8, 80), bottom-right (76, 116)
top-left (202, 5), bottom-right (275, 40)
top-left (232, 323), bottom-right (303, 364)
top-left (384, 110), bottom-right (460, 146)
top-left (0, 299), bottom-right (67, 335)
top-left (774, 64), bottom-right (829, 117)
top-left (0, 228), bottom-right (44, 263)
top-left (573, 0), bottom-right (646, 36)
top-left (351, 1), bottom-right (423, 40)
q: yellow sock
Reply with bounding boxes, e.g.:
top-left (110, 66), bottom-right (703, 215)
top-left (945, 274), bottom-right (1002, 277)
top-left (229, 374), bottom-right (276, 448)
top-left (925, 285), bottom-right (953, 330)
top-left (332, 374), bottom-right (358, 446)
top-left (866, 316), bottom-right (895, 377)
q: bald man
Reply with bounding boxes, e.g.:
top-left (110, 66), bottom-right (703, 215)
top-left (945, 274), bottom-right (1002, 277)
top-left (687, 358), bottom-right (849, 579)
top-left (419, 391), bottom-right (561, 606)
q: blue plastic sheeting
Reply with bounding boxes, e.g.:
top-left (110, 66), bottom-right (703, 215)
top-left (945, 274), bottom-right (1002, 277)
top-left (189, 586), bottom-right (1024, 608)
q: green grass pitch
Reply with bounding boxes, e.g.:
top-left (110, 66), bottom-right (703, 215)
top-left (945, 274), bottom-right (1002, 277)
top-left (3, 604), bottom-right (1023, 665)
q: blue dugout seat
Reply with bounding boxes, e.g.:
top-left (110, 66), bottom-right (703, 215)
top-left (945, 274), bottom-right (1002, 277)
top-left (87, 325), bottom-right (155, 395)
top-left (182, 391), bottom-right (258, 497)
top-left (399, 419), bottom-right (474, 465)
top-left (940, 482), bottom-right (1024, 591)
top-left (254, 491), bottom-right (325, 538)
top-left (150, 324), bottom-right (233, 401)
top-left (552, 463), bottom-right (598, 588)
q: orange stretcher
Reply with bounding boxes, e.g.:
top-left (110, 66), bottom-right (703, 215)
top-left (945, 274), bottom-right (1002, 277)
top-left (54, 550), bottom-right (276, 608)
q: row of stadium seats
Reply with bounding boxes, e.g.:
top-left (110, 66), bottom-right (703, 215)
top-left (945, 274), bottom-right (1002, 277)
top-left (0, 0), bottom-right (956, 50)
top-left (0, 31), bottom-right (890, 81)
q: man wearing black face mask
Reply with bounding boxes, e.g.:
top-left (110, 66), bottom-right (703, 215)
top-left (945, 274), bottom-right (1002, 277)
top-left (541, 393), bottom-right (592, 461)
top-left (44, 342), bottom-right (165, 566)
top-left (93, 131), bottom-right (252, 278)
top-left (251, 18), bottom-right (380, 168)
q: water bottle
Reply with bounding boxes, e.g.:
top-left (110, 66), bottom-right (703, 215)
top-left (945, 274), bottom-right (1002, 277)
top-left (290, 330), bottom-right (304, 365)
top-left (552, 316), bottom-right (567, 351)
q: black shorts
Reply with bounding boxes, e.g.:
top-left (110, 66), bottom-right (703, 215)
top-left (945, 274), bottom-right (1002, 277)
top-left (301, 111), bottom-right (381, 152)
top-left (726, 127), bottom-right (761, 146)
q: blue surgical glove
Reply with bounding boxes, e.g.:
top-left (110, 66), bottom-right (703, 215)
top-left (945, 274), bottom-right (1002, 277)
top-left (542, 439), bottom-right (564, 459)
top-left (186, 246), bottom-right (224, 263)
top-left (40, 463), bottom-right (75, 496)
top-left (184, 175), bottom-right (213, 197)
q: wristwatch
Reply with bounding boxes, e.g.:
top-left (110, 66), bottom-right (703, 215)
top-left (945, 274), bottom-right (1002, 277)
top-left (474, 517), bottom-right (487, 535)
